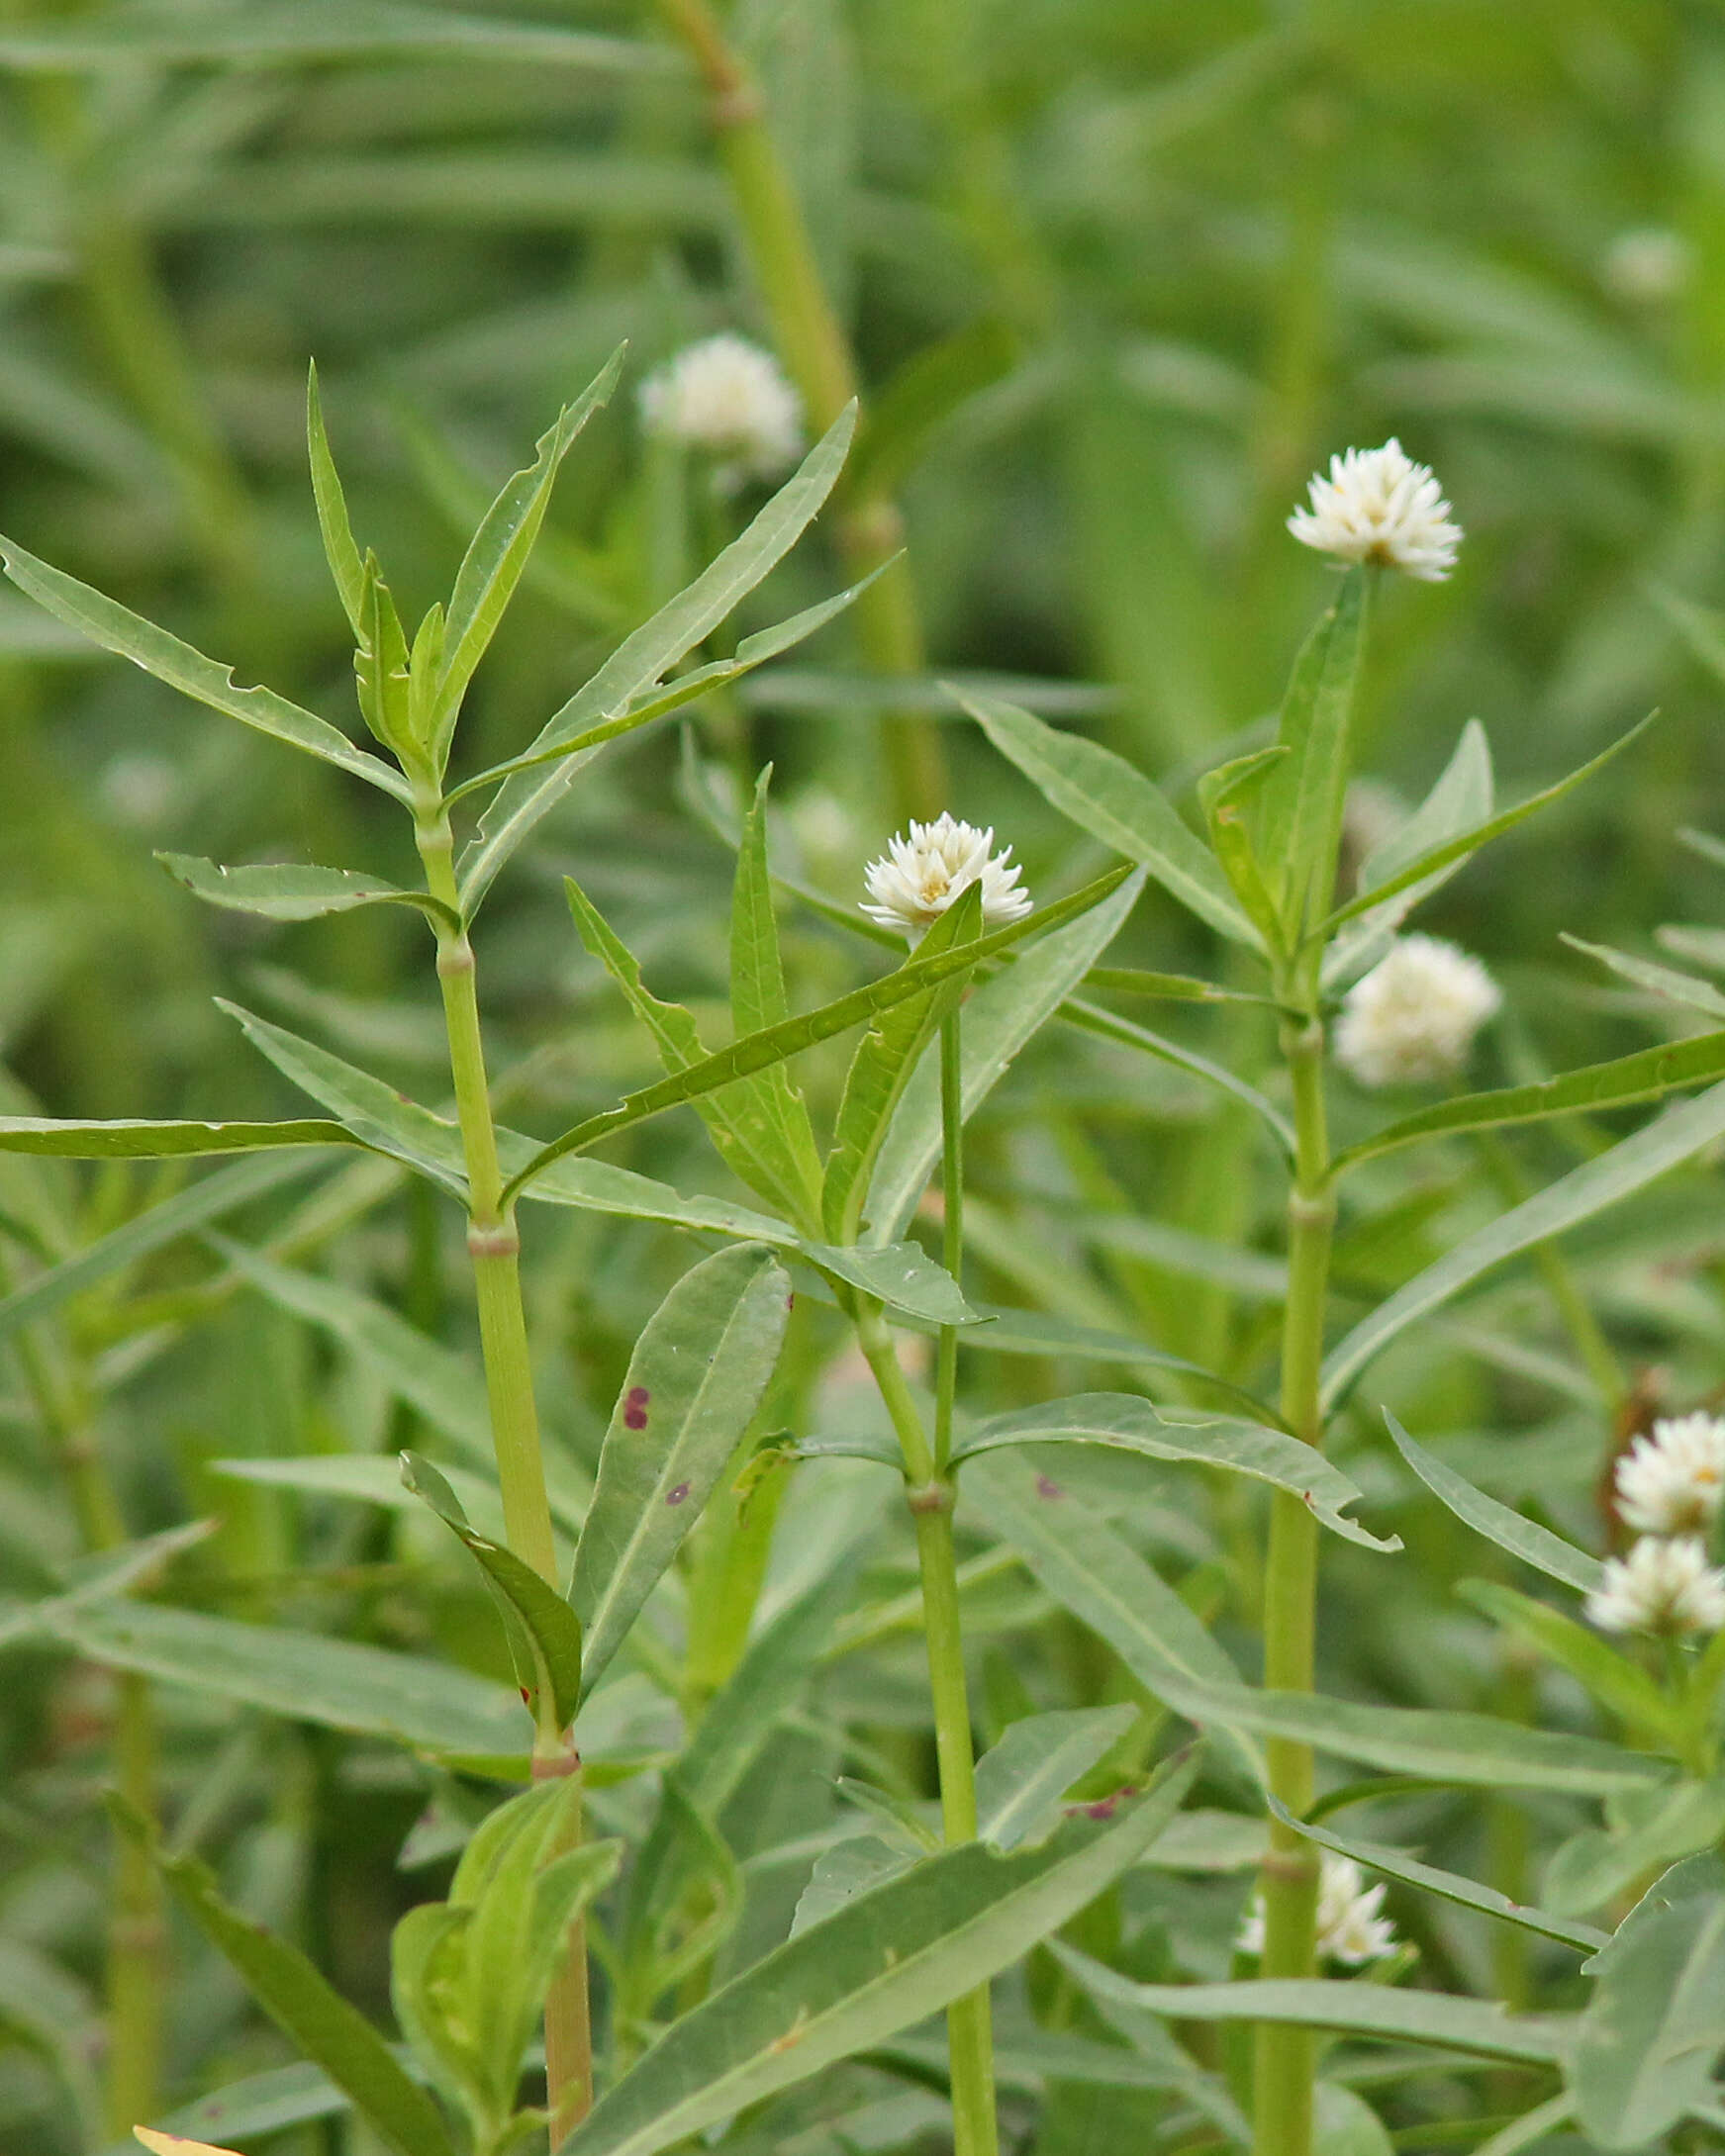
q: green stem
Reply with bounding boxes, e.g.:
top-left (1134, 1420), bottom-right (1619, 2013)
top-left (854, 1302), bottom-right (998, 2156)
top-left (1252, 1017), bottom-right (1335, 2156)
top-left (934, 1012), bottom-right (964, 1472)
top-left (414, 807), bottom-right (590, 2131)
top-left (655, 0), bottom-right (946, 820)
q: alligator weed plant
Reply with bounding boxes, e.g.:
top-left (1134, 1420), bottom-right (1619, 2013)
top-left (11, 372), bottom-right (1725, 2156)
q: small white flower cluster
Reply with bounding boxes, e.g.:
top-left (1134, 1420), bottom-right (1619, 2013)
top-left (1334, 934), bottom-right (1500, 1089)
top-left (1289, 439), bottom-right (1463, 582)
top-left (1585, 1412), bottom-right (1725, 1639)
top-left (861, 814), bottom-right (1031, 940)
top-left (638, 333), bottom-right (803, 488)
top-left (1238, 1852), bottom-right (1398, 1968)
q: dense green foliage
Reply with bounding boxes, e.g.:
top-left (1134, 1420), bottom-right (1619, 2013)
top-left (9, 6), bottom-right (1725, 2156)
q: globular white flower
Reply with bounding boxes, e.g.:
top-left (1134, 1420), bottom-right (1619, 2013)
top-left (1584, 1536), bottom-right (1725, 1639)
top-left (1614, 1412), bottom-right (1725, 1537)
top-left (861, 814), bottom-right (1031, 939)
top-left (638, 333), bottom-right (803, 486)
top-left (1289, 439), bottom-right (1463, 581)
top-left (1238, 1853), bottom-right (1399, 1968)
top-left (1333, 934), bottom-right (1501, 1088)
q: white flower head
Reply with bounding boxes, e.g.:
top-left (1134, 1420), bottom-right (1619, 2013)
top-left (861, 813), bottom-right (1031, 940)
top-left (1614, 1413), bottom-right (1725, 1537)
top-left (1584, 1536), bottom-right (1725, 1639)
top-left (1333, 933), bottom-right (1501, 1088)
top-left (1238, 1852), bottom-right (1398, 1968)
top-left (1289, 439), bottom-right (1463, 581)
top-left (638, 333), bottom-right (803, 487)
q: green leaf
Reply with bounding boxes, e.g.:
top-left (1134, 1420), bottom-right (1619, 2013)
top-left (1253, 568), bottom-right (1370, 932)
top-left (802, 1240), bottom-right (977, 1325)
top-left (953, 1394), bottom-right (1397, 1551)
top-left (570, 1244), bottom-right (791, 1694)
top-left (1084, 966), bottom-right (1257, 1005)
top-left (105, 2062), bottom-right (350, 2154)
top-left (728, 769), bottom-right (824, 1223)
top-left (158, 853), bottom-right (457, 932)
top-left (118, 1811), bottom-right (461, 2156)
top-left (1345, 717), bottom-right (1495, 933)
top-left (218, 1000), bottom-right (468, 1195)
top-left (1060, 997), bottom-right (1297, 1160)
top-left (431, 350), bottom-right (623, 768)
top-left (1385, 1412), bottom-right (1604, 1594)
top-left (1313, 2086), bottom-right (1394, 2156)
top-left (956, 686), bottom-right (1258, 946)
top-left (214, 1453), bottom-right (508, 1541)
top-left (0, 532), bottom-right (412, 799)
top-left (33, 1599), bottom-right (526, 1758)
top-left (1198, 746), bottom-right (1292, 953)
top-left (866, 870), bottom-right (1147, 1245)
top-left (970, 1453), bottom-right (1665, 1794)
top-left (0, 1116), bottom-right (353, 1160)
top-left (354, 552), bottom-right (415, 761)
top-left (1318, 715), bottom-right (1656, 939)
top-left (1460, 1580), bottom-right (1680, 1740)
top-left (1321, 1078), bottom-right (1725, 1409)
top-left (507, 868), bottom-right (1134, 1206)
top-left (306, 359), bottom-right (365, 636)
top-left (1563, 933), bottom-right (1725, 1022)
top-left (1055, 1950), bottom-right (1570, 2065)
top-left (1572, 1854), bottom-right (1725, 2147)
top-left (974, 1705), bottom-right (1140, 1849)
top-left (459, 405), bottom-right (856, 912)
top-left (822, 883), bottom-right (984, 1244)
top-left (1266, 1798), bottom-right (1608, 1953)
top-left (402, 1452), bottom-right (583, 1737)
top-left (557, 1753), bottom-right (1200, 2156)
top-left (846, 319), bottom-right (1017, 501)
top-left (1546, 1783), bottom-right (1725, 1918)
top-left (1334, 1027), bottom-right (1725, 1172)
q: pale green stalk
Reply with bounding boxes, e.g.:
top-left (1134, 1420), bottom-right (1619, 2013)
top-left (413, 803), bottom-right (591, 2135)
top-left (654, 0), bottom-right (946, 819)
top-left (1252, 1012), bottom-right (1333, 2156)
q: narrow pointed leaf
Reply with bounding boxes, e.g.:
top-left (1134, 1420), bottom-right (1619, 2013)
top-left (571, 1244), bottom-right (791, 1694)
top-left (459, 406), bottom-right (856, 911)
top-left (306, 360), bottom-right (365, 635)
top-left (975, 1705), bottom-right (1140, 1849)
top-left (1386, 1412), bottom-right (1603, 1593)
top-left (1564, 934), bottom-right (1725, 1022)
top-left (1322, 1078), bottom-right (1725, 1409)
top-left (0, 533), bottom-right (411, 798)
top-left (1267, 1798), bottom-right (1607, 1952)
top-left (556, 1754), bottom-right (1200, 2156)
top-left (402, 1453), bottom-right (582, 1734)
top-left (956, 686), bottom-right (1258, 946)
top-left (0, 1117), bottom-right (353, 1160)
top-left (1060, 997), bottom-right (1297, 1159)
top-left (1344, 716), bottom-right (1495, 938)
top-left (1460, 1580), bottom-right (1679, 1739)
top-left (729, 769), bottom-right (823, 1220)
top-left (954, 1393), bottom-right (1397, 1550)
top-left (1254, 568), bottom-right (1369, 929)
top-left (158, 854), bottom-right (456, 931)
top-left (119, 1819), bottom-right (460, 2156)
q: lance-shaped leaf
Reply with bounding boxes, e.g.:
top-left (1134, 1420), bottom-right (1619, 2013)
top-left (956, 686), bottom-right (1258, 947)
top-left (1322, 1077), bottom-right (1725, 1410)
top-left (1546, 1783), bottom-right (1725, 1919)
top-left (975, 1705), bottom-right (1140, 1849)
top-left (401, 1453), bottom-right (582, 1737)
top-left (952, 1393), bottom-right (1397, 1551)
top-left (0, 1116), bottom-right (353, 1160)
top-left (570, 1244), bottom-right (791, 1694)
top-left (431, 347), bottom-right (623, 767)
top-left (1054, 1946), bottom-right (1571, 2065)
top-left (1563, 933), bottom-right (1725, 1022)
top-left (1385, 1412), bottom-right (1603, 1594)
top-left (1267, 1798), bottom-right (1607, 1953)
top-left (1572, 1854), bottom-right (1725, 2147)
top-left (1198, 745), bottom-right (1291, 952)
top-left (1060, 997), bottom-right (1297, 1160)
top-left (1252, 568), bottom-right (1370, 931)
top-left (307, 360), bottom-right (365, 635)
top-left (503, 868), bottom-right (1132, 1206)
top-left (556, 1753), bottom-right (1200, 2156)
top-left (822, 883), bottom-right (984, 1245)
top-left (158, 854), bottom-right (457, 932)
top-left (1318, 714), bottom-right (1655, 939)
top-left (114, 1808), bottom-right (461, 2156)
top-left (459, 405), bottom-right (856, 912)
top-left (1460, 1581), bottom-right (1681, 1741)
top-left (1334, 1026), bottom-right (1725, 1172)
top-left (0, 532), bottom-right (412, 799)
top-left (866, 869), bottom-right (1147, 1245)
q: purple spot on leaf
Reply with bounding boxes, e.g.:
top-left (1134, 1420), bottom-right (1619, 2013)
top-left (1084, 1798), bottom-right (1118, 1820)
top-left (666, 1480), bottom-right (691, 1506)
top-left (1036, 1474), bottom-right (1064, 1500)
top-left (623, 1385), bottom-right (650, 1430)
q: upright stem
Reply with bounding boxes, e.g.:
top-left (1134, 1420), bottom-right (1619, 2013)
top-left (854, 1302), bottom-right (998, 2156)
top-left (933, 1013), bottom-right (964, 1472)
top-left (1252, 1016), bottom-right (1335, 2156)
top-left (656, 0), bottom-right (946, 819)
top-left (414, 807), bottom-right (590, 2133)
